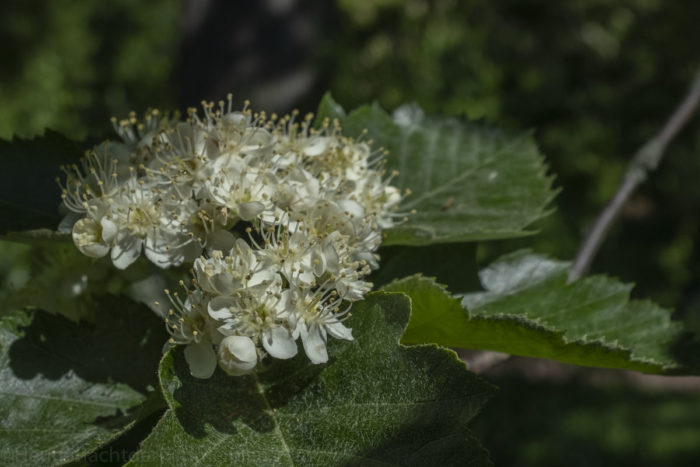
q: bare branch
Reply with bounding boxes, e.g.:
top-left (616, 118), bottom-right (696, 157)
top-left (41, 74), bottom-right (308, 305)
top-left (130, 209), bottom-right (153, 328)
top-left (570, 71), bottom-right (700, 281)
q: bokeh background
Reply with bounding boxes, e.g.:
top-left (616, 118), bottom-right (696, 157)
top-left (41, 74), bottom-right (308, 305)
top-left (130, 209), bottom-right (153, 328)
top-left (1, 0), bottom-right (700, 465)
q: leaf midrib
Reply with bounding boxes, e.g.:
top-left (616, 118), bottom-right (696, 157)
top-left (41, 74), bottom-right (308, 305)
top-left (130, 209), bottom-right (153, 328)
top-left (253, 372), bottom-right (294, 466)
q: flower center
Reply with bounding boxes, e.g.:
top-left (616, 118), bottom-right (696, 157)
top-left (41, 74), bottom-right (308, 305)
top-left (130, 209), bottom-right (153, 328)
top-left (128, 205), bottom-right (157, 235)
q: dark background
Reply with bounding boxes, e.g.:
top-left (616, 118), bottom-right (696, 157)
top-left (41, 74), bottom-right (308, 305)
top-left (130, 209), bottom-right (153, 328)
top-left (1, 1), bottom-right (700, 465)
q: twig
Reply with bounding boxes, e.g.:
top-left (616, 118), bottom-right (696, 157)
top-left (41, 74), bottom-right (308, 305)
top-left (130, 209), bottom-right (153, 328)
top-left (457, 350), bottom-right (511, 373)
top-left (569, 71), bottom-right (700, 281)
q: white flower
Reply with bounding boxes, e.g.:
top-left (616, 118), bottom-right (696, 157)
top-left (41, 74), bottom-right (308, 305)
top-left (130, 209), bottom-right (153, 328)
top-left (218, 335), bottom-right (258, 376)
top-left (72, 217), bottom-right (111, 258)
top-left (103, 178), bottom-right (200, 269)
top-left (153, 121), bottom-right (221, 197)
top-left (310, 233), bottom-right (341, 277)
top-left (111, 109), bottom-right (173, 149)
top-left (352, 229), bottom-right (382, 269)
top-left (60, 96), bottom-right (407, 376)
top-left (194, 239), bottom-right (274, 295)
top-left (260, 325), bottom-right (298, 360)
top-left (295, 321), bottom-right (328, 364)
top-left (59, 151), bottom-right (122, 214)
top-left (287, 286), bottom-right (354, 364)
top-left (270, 167), bottom-right (320, 213)
top-left (346, 171), bottom-right (403, 229)
top-left (309, 199), bottom-right (367, 240)
top-left (163, 287), bottom-right (224, 379)
top-left (205, 157), bottom-right (275, 222)
top-left (164, 289), bottom-right (212, 345)
top-left (256, 227), bottom-right (316, 288)
top-left (207, 281), bottom-right (298, 360)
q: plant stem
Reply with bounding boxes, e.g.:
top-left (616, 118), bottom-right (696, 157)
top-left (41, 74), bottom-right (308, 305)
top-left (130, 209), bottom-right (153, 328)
top-left (569, 71), bottom-right (700, 281)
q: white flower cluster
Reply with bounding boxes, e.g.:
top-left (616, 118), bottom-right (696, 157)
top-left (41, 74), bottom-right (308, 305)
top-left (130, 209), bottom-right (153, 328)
top-left (60, 96), bottom-right (406, 377)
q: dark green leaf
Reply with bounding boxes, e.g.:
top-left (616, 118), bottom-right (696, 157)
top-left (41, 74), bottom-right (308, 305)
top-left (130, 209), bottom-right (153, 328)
top-left (316, 94), bottom-right (556, 245)
top-left (384, 251), bottom-right (684, 373)
top-left (129, 292), bottom-right (494, 466)
top-left (0, 296), bottom-right (168, 465)
top-left (0, 130), bottom-right (83, 234)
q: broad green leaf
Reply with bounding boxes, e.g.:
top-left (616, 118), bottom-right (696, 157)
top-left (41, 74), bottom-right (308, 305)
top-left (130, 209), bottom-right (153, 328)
top-left (129, 292), bottom-right (495, 466)
top-left (0, 296), bottom-right (168, 465)
top-left (316, 94), bottom-right (556, 245)
top-left (384, 251), bottom-right (684, 373)
top-left (0, 130), bottom-right (83, 234)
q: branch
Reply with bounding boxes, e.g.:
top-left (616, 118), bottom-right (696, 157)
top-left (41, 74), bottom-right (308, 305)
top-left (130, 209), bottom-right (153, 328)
top-left (570, 71), bottom-right (700, 281)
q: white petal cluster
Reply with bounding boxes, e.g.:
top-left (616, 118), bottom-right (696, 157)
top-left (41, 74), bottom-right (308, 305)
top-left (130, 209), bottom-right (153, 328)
top-left (60, 96), bottom-right (406, 377)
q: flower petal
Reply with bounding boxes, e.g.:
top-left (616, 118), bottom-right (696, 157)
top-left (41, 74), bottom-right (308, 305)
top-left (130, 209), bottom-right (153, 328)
top-left (145, 235), bottom-right (184, 268)
top-left (262, 327), bottom-right (298, 359)
top-left (100, 218), bottom-right (118, 242)
top-left (184, 342), bottom-right (217, 379)
top-left (208, 296), bottom-right (237, 320)
top-left (238, 201), bottom-right (265, 221)
top-left (207, 229), bottom-right (236, 253)
top-left (311, 247), bottom-right (327, 277)
top-left (126, 274), bottom-right (169, 316)
top-left (337, 199), bottom-right (364, 219)
top-left (58, 211), bottom-right (81, 234)
top-left (300, 323), bottom-right (328, 364)
top-left (302, 136), bottom-right (329, 156)
top-left (111, 234), bottom-right (143, 269)
top-left (210, 273), bottom-right (240, 295)
top-left (72, 218), bottom-right (110, 258)
top-left (323, 242), bottom-right (340, 274)
top-left (326, 320), bottom-right (353, 341)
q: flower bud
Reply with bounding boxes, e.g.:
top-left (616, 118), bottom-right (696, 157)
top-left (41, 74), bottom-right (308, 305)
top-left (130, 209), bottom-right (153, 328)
top-left (218, 335), bottom-right (258, 376)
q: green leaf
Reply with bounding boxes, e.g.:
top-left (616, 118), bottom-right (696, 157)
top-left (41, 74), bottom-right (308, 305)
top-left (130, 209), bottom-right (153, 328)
top-left (384, 251), bottom-right (685, 373)
top-left (0, 296), bottom-right (168, 465)
top-left (314, 92), bottom-right (346, 123)
top-left (0, 130), bottom-right (83, 234)
top-left (129, 292), bottom-right (495, 466)
top-left (316, 94), bottom-right (556, 245)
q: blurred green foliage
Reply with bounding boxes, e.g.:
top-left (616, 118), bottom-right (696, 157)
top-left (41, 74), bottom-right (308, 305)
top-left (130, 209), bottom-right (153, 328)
top-left (0, 0), bottom-right (179, 140)
top-left (472, 373), bottom-right (700, 466)
top-left (0, 0), bottom-right (180, 311)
